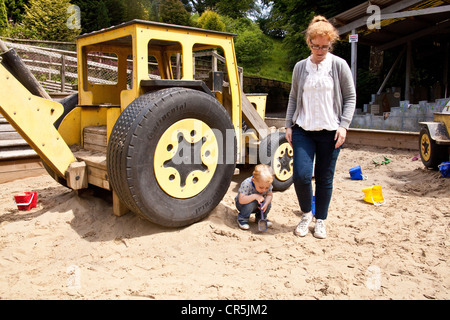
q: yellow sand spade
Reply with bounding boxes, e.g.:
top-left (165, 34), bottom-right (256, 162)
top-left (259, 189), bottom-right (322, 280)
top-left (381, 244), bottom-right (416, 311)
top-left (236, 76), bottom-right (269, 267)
top-left (362, 185), bottom-right (385, 206)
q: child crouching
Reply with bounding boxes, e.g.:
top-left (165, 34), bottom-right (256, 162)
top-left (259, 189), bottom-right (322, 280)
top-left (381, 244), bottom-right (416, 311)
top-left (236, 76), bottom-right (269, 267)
top-left (235, 164), bottom-right (274, 230)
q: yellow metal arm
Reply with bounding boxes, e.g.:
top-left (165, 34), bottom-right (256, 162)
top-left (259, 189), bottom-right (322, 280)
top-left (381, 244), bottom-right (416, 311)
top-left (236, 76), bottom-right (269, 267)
top-left (0, 64), bottom-right (76, 177)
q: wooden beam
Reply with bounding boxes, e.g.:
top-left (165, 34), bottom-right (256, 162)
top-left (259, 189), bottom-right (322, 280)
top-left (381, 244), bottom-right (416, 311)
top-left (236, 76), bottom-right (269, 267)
top-left (113, 191), bottom-right (129, 217)
top-left (338, 0), bottom-right (423, 35)
top-left (375, 19), bottom-right (450, 52)
top-left (65, 161), bottom-right (88, 190)
top-left (347, 128), bottom-right (419, 150)
top-left (241, 94), bottom-right (269, 140)
top-left (0, 158), bottom-right (46, 183)
top-left (380, 5), bottom-right (450, 20)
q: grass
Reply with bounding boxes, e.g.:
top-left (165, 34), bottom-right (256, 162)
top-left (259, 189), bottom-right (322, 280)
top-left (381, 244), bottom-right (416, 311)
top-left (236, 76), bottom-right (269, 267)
top-left (243, 36), bottom-right (293, 83)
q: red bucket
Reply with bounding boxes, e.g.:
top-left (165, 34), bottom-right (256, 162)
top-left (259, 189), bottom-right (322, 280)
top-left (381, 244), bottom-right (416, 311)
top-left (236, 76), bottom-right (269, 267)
top-left (14, 191), bottom-right (37, 211)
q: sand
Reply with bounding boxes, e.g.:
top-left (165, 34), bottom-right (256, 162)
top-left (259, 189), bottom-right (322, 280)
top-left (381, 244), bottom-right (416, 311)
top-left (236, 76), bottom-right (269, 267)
top-left (0, 144), bottom-right (449, 300)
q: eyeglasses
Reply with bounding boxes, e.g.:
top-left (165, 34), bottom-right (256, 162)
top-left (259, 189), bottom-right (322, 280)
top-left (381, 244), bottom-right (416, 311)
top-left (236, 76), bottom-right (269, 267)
top-left (310, 41), bottom-right (330, 51)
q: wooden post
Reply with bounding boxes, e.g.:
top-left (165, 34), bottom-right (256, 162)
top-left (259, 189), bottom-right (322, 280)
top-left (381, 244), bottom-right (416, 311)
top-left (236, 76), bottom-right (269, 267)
top-left (65, 161), bottom-right (88, 190)
top-left (377, 47), bottom-right (405, 95)
top-left (61, 55), bottom-right (66, 92)
top-left (113, 192), bottom-right (129, 217)
top-left (444, 42), bottom-right (449, 98)
top-left (405, 41), bottom-right (412, 101)
top-left (176, 53), bottom-right (181, 80)
top-left (351, 29), bottom-right (357, 86)
top-left (212, 49), bottom-right (217, 72)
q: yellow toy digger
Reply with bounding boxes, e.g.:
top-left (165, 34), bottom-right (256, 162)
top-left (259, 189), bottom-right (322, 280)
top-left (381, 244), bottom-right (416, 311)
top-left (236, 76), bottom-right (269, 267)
top-left (419, 101), bottom-right (450, 169)
top-left (0, 20), bottom-right (293, 227)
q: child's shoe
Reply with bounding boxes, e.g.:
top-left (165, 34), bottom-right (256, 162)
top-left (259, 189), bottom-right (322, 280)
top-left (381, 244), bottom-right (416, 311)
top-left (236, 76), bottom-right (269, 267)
top-left (237, 219), bottom-right (250, 230)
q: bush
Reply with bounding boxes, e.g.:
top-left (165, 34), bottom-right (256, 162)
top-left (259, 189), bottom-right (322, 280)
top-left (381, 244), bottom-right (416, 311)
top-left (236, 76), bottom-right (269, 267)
top-left (222, 16), bottom-right (272, 72)
top-left (21, 0), bottom-right (81, 41)
top-left (0, 0), bottom-right (8, 35)
top-left (197, 10), bottom-right (225, 32)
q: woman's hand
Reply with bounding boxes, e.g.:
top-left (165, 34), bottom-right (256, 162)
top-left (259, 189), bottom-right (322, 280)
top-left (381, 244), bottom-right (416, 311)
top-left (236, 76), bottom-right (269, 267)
top-left (285, 127), bottom-right (293, 147)
top-left (334, 127), bottom-right (347, 149)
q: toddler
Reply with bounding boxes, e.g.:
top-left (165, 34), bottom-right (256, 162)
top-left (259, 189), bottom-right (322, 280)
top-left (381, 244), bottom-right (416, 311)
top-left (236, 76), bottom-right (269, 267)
top-left (235, 164), bottom-right (274, 230)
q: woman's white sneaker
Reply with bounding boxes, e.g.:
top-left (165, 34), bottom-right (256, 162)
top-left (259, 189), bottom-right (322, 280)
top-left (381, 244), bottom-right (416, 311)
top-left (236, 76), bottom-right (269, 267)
top-left (294, 212), bottom-right (313, 237)
top-left (314, 219), bottom-right (327, 239)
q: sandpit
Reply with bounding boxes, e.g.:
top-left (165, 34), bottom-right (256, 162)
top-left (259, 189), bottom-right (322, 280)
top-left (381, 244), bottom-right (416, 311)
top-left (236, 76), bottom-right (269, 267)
top-left (0, 144), bottom-right (449, 300)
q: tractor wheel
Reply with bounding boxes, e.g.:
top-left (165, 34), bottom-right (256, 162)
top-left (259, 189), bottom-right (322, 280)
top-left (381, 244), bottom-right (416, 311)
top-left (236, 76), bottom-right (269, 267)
top-left (259, 131), bottom-right (293, 191)
top-left (107, 87), bottom-right (236, 227)
top-left (419, 127), bottom-right (447, 169)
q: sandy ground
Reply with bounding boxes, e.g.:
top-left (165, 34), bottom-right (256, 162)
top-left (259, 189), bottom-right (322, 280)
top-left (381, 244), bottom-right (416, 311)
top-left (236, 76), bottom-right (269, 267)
top-left (0, 144), bottom-right (449, 300)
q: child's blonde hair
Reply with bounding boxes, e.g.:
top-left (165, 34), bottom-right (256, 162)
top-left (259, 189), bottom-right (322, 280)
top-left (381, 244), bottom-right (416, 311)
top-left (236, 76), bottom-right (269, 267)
top-left (305, 15), bottom-right (339, 48)
top-left (253, 164), bottom-right (274, 184)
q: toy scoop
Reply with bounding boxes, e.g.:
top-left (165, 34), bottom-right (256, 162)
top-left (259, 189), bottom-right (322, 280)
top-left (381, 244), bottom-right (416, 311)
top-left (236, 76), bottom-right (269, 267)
top-left (257, 201), bottom-right (268, 232)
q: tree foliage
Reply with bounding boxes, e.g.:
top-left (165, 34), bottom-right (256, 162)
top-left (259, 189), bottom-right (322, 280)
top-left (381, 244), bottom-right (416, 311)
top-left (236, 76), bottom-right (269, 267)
top-left (21, 0), bottom-right (81, 41)
top-left (197, 9), bottom-right (225, 31)
top-left (222, 16), bottom-right (272, 72)
top-left (266, 0), bottom-right (363, 67)
top-left (183, 0), bottom-right (219, 15)
top-left (4, 0), bottom-right (367, 78)
top-left (0, 0), bottom-right (8, 33)
top-left (216, 0), bottom-right (254, 19)
top-left (159, 0), bottom-right (191, 26)
top-left (4, 0), bottom-right (29, 23)
top-left (71, 0), bottom-right (110, 34)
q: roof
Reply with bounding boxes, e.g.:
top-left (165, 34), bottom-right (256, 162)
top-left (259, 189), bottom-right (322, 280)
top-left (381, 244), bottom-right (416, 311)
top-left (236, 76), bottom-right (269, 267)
top-left (330, 0), bottom-right (450, 50)
top-left (76, 19), bottom-right (237, 40)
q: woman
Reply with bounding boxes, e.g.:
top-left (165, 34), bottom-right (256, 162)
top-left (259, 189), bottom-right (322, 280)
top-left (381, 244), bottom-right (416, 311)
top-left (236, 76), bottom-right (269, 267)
top-left (285, 15), bottom-right (356, 239)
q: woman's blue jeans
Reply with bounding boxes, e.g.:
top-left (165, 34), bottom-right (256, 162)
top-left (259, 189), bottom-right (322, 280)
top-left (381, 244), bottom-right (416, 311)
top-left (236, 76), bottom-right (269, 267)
top-left (235, 196), bottom-right (272, 224)
top-left (292, 125), bottom-right (341, 220)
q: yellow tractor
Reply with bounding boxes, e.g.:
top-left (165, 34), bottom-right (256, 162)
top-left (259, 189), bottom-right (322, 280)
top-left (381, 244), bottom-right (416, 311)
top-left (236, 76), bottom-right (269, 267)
top-left (419, 101), bottom-right (450, 169)
top-left (0, 20), bottom-right (293, 227)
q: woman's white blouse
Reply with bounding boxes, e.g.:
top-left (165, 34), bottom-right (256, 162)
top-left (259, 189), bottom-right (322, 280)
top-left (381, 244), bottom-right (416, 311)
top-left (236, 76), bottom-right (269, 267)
top-left (296, 53), bottom-right (339, 131)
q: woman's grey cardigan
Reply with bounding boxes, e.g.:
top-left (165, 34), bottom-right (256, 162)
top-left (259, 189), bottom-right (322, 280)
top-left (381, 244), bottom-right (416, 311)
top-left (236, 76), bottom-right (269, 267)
top-left (284, 54), bottom-right (356, 130)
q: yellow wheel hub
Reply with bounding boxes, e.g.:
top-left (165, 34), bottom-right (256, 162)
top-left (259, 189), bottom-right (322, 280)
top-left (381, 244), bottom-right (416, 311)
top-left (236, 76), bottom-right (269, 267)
top-left (420, 132), bottom-right (431, 162)
top-left (154, 119), bottom-right (218, 199)
top-left (273, 142), bottom-right (293, 181)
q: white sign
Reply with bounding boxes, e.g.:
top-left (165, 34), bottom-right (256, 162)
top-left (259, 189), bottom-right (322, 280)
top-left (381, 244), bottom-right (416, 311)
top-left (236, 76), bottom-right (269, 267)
top-left (349, 34), bottom-right (359, 43)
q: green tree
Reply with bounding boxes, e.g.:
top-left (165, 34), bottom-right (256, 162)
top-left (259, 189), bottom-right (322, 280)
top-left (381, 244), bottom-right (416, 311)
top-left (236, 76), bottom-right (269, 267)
top-left (104, 0), bottom-right (126, 25)
top-left (159, 0), bottom-right (191, 26)
top-left (197, 9), bottom-right (224, 31)
top-left (147, 0), bottom-right (160, 21)
top-left (0, 0), bottom-right (8, 34)
top-left (71, 0), bottom-right (111, 33)
top-left (183, 0), bottom-right (218, 15)
top-left (71, 0), bottom-right (153, 33)
top-left (4, 0), bottom-right (29, 23)
top-left (216, 0), bottom-right (254, 19)
top-left (264, 0), bottom-right (363, 67)
top-left (22, 0), bottom-right (81, 41)
top-left (123, 0), bottom-right (149, 21)
top-left (222, 16), bottom-right (272, 72)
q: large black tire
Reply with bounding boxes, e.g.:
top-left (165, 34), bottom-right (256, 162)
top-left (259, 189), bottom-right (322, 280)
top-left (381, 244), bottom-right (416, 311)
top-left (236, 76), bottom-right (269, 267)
top-left (107, 87), bottom-right (236, 227)
top-left (419, 127), bottom-right (448, 169)
top-left (259, 131), bottom-right (293, 191)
